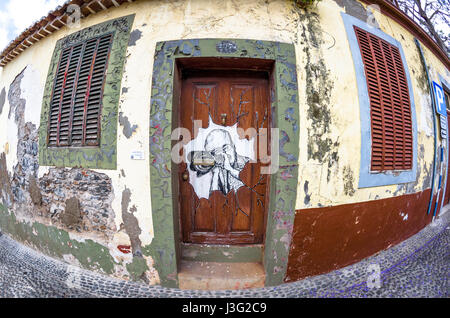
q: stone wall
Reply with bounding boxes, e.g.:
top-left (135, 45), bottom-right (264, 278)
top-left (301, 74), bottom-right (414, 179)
top-left (3, 67), bottom-right (116, 239)
top-left (39, 168), bottom-right (116, 236)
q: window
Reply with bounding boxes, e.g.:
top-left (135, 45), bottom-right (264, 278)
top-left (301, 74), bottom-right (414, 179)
top-left (48, 33), bottom-right (112, 147)
top-left (353, 26), bottom-right (413, 172)
top-left (341, 12), bottom-right (417, 188)
top-left (39, 15), bottom-right (135, 170)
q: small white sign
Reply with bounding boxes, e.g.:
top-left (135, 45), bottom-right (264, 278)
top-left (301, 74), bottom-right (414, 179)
top-left (131, 151), bottom-right (145, 160)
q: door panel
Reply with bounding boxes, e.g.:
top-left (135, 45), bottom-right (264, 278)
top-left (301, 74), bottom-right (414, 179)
top-left (178, 70), bottom-right (270, 245)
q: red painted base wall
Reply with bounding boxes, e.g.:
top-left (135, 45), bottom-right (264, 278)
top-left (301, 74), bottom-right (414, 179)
top-left (285, 189), bottom-right (436, 282)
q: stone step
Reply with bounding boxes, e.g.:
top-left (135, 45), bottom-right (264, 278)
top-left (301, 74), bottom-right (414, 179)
top-left (178, 261), bottom-right (265, 290)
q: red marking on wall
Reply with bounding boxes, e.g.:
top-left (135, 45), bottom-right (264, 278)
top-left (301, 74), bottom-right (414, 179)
top-left (117, 245), bottom-right (132, 254)
top-left (280, 169), bottom-right (293, 180)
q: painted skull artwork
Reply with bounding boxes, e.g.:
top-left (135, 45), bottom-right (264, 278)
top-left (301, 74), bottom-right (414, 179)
top-left (184, 116), bottom-right (256, 199)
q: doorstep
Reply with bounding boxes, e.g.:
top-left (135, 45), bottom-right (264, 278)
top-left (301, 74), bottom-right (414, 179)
top-left (178, 260), bottom-right (265, 290)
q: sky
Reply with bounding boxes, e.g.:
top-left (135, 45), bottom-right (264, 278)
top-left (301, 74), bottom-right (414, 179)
top-left (0, 0), bottom-right (67, 52)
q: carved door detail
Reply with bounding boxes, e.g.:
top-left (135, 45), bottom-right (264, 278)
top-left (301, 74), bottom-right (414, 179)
top-left (179, 70), bottom-right (270, 245)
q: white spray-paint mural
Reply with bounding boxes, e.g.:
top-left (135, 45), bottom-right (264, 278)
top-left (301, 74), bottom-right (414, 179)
top-left (184, 116), bottom-right (255, 199)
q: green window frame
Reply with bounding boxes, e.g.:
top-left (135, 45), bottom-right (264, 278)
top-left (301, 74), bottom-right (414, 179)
top-left (39, 15), bottom-right (135, 170)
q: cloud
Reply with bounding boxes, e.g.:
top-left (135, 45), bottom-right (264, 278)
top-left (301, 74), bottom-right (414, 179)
top-left (0, 10), bottom-right (10, 52)
top-left (0, 26), bottom-right (8, 53)
top-left (0, 28), bottom-right (8, 52)
top-left (0, 0), bottom-right (67, 52)
top-left (6, 0), bottom-right (68, 35)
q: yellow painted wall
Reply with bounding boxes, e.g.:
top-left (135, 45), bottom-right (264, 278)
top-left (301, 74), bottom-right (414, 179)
top-left (295, 0), bottom-right (449, 209)
top-left (0, 0), bottom-right (448, 282)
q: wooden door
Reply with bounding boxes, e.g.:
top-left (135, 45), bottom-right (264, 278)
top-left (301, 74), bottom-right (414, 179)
top-left (178, 70), bottom-right (270, 245)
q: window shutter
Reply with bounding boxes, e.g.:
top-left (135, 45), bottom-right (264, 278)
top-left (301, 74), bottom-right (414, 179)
top-left (354, 26), bottom-right (413, 172)
top-left (48, 33), bottom-right (113, 147)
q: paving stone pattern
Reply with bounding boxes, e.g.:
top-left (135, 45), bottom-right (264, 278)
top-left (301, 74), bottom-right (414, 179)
top-left (0, 211), bottom-right (448, 298)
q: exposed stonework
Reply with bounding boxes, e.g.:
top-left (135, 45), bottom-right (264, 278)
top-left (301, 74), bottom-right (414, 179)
top-left (5, 66), bottom-right (116, 238)
top-left (128, 29), bottom-right (142, 46)
top-left (8, 69), bottom-right (40, 213)
top-left (0, 153), bottom-right (13, 208)
top-left (333, 0), bottom-right (369, 22)
top-left (120, 188), bottom-right (142, 256)
top-left (11, 121), bottom-right (39, 206)
top-left (29, 176), bottom-right (42, 206)
top-left (119, 112), bottom-right (138, 139)
top-left (304, 181), bottom-right (311, 205)
top-left (120, 188), bottom-right (155, 283)
top-left (8, 70), bottom-right (26, 123)
top-left (0, 87), bottom-right (6, 115)
top-left (61, 197), bottom-right (81, 227)
top-left (39, 168), bottom-right (116, 235)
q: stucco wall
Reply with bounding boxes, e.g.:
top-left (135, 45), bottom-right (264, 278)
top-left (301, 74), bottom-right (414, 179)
top-left (0, 0), bottom-right (448, 287)
top-left (296, 0), bottom-right (449, 209)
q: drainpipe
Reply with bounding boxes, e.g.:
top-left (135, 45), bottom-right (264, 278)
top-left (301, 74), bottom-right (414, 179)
top-left (414, 38), bottom-right (439, 217)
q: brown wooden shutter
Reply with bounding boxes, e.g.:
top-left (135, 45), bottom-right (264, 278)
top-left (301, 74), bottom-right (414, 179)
top-left (47, 33), bottom-right (113, 147)
top-left (354, 26), bottom-right (413, 172)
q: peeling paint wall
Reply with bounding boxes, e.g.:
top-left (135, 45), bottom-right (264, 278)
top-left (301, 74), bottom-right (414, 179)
top-left (295, 0), bottom-right (448, 209)
top-left (0, 0), bottom-right (448, 287)
top-left (0, 87), bottom-right (6, 115)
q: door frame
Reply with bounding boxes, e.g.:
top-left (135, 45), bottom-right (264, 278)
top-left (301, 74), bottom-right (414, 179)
top-left (177, 65), bottom-right (271, 246)
top-left (147, 39), bottom-right (299, 288)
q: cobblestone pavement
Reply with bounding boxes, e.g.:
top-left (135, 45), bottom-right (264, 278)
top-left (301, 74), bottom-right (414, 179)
top-left (0, 210), bottom-right (448, 298)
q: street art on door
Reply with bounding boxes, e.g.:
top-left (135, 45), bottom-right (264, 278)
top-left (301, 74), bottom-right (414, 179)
top-left (184, 116), bottom-right (256, 200)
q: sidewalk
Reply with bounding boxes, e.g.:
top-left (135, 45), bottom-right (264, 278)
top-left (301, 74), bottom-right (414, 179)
top-left (0, 208), bottom-right (448, 298)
